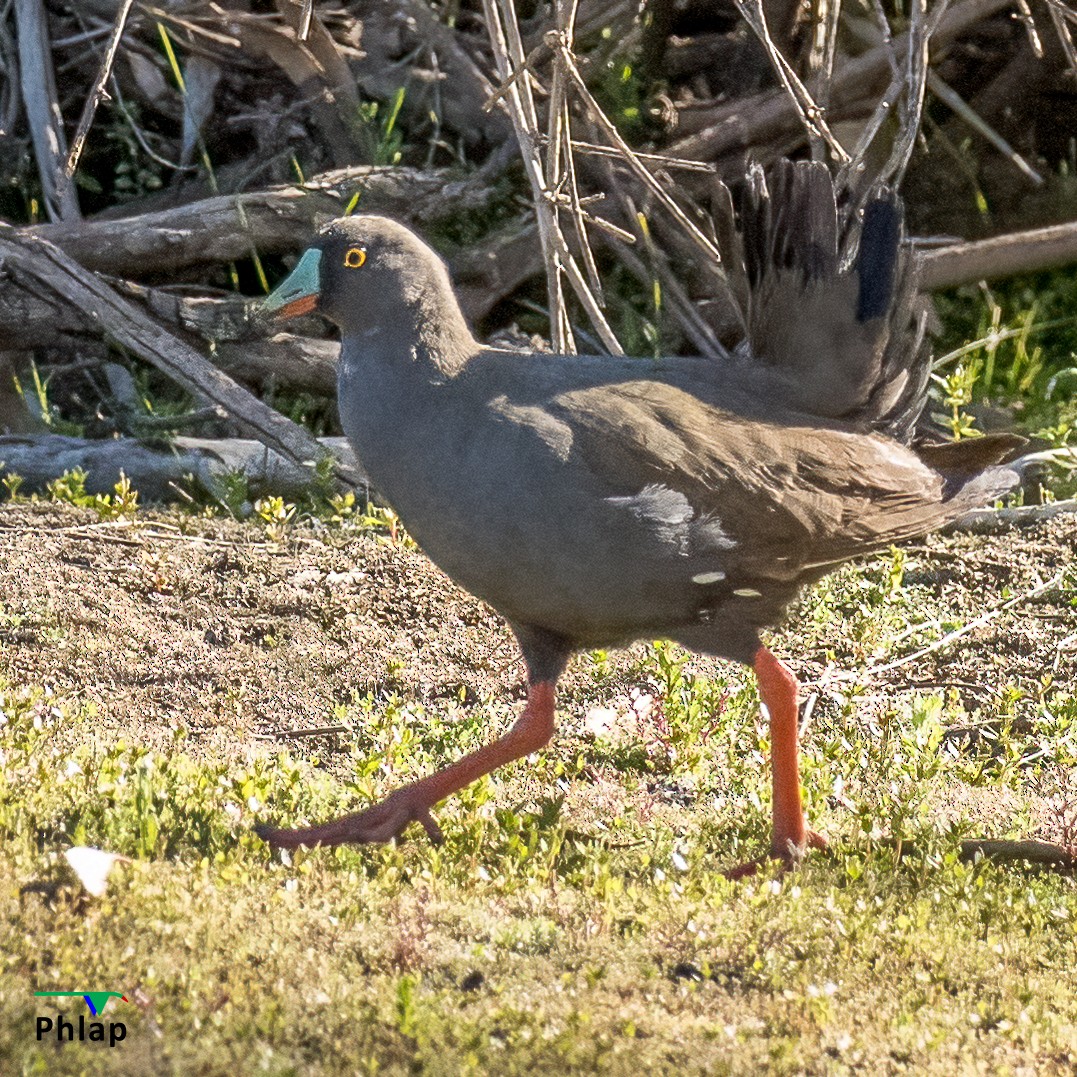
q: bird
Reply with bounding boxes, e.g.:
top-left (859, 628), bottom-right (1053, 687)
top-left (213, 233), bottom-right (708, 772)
top-left (255, 160), bottom-right (1020, 871)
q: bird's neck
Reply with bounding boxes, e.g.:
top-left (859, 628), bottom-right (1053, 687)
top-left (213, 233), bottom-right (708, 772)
top-left (358, 263), bottom-right (476, 380)
top-left (409, 284), bottom-right (476, 378)
top-left (340, 296), bottom-right (476, 395)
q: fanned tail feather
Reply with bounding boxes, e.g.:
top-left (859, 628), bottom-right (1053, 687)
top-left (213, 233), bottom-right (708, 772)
top-left (718, 160), bottom-right (931, 443)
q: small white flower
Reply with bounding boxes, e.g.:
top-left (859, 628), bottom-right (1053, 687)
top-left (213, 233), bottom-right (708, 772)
top-left (65, 846), bottom-right (130, 897)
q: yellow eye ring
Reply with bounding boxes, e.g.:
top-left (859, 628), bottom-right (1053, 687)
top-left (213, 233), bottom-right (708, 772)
top-left (344, 247), bottom-right (367, 268)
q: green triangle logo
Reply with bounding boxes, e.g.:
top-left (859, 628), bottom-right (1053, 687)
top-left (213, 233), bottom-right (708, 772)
top-left (34, 990), bottom-right (128, 1016)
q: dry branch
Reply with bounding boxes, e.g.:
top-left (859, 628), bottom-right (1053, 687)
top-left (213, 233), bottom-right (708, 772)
top-left (14, 0), bottom-right (80, 221)
top-left (668, 0), bottom-right (1015, 165)
top-left (946, 498), bottom-right (1077, 533)
top-left (852, 570), bottom-right (1065, 681)
top-left (25, 166), bottom-right (500, 278)
top-left (63, 0), bottom-right (136, 198)
top-left (954, 839), bottom-right (1076, 869)
top-left (483, 0), bottom-right (606, 353)
top-left (890, 837), bottom-right (1077, 868)
top-left (920, 219), bottom-right (1077, 289)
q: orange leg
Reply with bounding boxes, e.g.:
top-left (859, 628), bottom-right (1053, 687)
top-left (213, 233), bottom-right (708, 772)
top-left (728, 646), bottom-right (827, 878)
top-left (257, 682), bottom-right (557, 850)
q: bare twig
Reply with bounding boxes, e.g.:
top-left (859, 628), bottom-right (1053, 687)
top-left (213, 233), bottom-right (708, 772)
top-left (927, 69), bottom-right (1044, 186)
top-left (1044, 0), bottom-right (1077, 75)
top-left (254, 724), bottom-right (351, 740)
top-left (594, 154), bottom-right (731, 358)
top-left (880, 0), bottom-right (935, 188)
top-left (551, 1), bottom-right (605, 302)
top-left (565, 141), bottom-right (717, 172)
top-left (481, 0), bottom-right (624, 354)
top-left (807, 0), bottom-right (844, 99)
top-left (1014, 0), bottom-right (1045, 57)
top-left (485, 0), bottom-right (573, 352)
top-left (734, 0), bottom-right (850, 163)
top-left (850, 570), bottom-right (1066, 680)
top-left (552, 38), bottom-right (725, 270)
top-left (607, 232), bottom-right (728, 359)
top-left (838, 0), bottom-right (944, 199)
top-left (670, 0), bottom-right (1013, 164)
top-left (61, 0), bottom-right (136, 208)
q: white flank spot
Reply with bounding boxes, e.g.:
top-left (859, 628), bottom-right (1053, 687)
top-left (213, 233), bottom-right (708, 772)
top-left (692, 571), bottom-right (726, 585)
top-left (734, 588), bottom-right (762, 598)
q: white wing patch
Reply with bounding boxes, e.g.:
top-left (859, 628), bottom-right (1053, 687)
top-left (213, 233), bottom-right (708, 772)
top-left (605, 484), bottom-right (693, 555)
top-left (699, 511), bottom-right (737, 551)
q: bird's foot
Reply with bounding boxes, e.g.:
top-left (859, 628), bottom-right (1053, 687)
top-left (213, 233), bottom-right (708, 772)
top-left (255, 786), bottom-right (443, 850)
top-left (725, 828), bottom-right (829, 880)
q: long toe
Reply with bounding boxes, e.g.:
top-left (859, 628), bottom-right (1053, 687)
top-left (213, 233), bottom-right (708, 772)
top-left (255, 788), bottom-right (440, 850)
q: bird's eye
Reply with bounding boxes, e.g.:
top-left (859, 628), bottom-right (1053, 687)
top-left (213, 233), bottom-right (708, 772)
top-left (344, 247), bottom-right (367, 268)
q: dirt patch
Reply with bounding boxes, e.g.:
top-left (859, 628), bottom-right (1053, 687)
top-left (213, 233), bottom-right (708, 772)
top-left (0, 501), bottom-right (1073, 766)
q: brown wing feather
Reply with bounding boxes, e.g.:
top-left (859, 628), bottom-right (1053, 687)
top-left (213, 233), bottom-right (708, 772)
top-left (557, 381), bottom-right (990, 578)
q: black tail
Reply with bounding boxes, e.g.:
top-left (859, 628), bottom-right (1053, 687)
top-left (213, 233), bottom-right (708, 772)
top-left (719, 160), bottom-right (930, 443)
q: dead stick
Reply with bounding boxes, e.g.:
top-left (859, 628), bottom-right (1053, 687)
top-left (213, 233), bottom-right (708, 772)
top-left (61, 0), bottom-right (136, 202)
top-left (254, 725), bottom-right (351, 740)
top-left (956, 839), bottom-right (1075, 867)
top-left (868, 837), bottom-right (1076, 867)
top-left (920, 219), bottom-right (1077, 289)
top-left (14, 0), bottom-right (80, 221)
top-left (946, 499), bottom-right (1077, 534)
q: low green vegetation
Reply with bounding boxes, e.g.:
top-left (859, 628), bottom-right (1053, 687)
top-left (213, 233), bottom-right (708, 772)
top-left (934, 267), bottom-right (1077, 496)
top-left (1, 540), bottom-right (1075, 1073)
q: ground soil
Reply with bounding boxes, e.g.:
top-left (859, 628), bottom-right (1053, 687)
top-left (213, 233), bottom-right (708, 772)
top-left (0, 500), bottom-right (1072, 783)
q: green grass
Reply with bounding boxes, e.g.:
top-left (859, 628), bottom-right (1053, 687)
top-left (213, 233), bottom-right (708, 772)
top-left (2, 613), bottom-right (1076, 1073)
top-left (933, 267), bottom-right (1077, 498)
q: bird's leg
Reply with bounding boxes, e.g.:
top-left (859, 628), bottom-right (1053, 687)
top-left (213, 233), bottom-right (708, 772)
top-left (727, 646), bottom-right (827, 878)
top-left (257, 681), bottom-right (557, 850)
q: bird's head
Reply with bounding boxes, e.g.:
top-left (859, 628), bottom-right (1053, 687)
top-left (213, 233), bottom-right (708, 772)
top-left (261, 215), bottom-right (457, 334)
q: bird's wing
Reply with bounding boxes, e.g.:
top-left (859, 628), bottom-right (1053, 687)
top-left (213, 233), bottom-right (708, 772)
top-left (554, 379), bottom-right (958, 577)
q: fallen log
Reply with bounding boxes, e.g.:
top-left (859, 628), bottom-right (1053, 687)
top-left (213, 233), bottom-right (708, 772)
top-left (23, 165), bottom-right (500, 278)
top-left (0, 432), bottom-right (364, 503)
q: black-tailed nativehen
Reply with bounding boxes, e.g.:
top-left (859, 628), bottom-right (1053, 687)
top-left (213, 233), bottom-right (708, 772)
top-left (256, 161), bottom-right (1019, 871)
